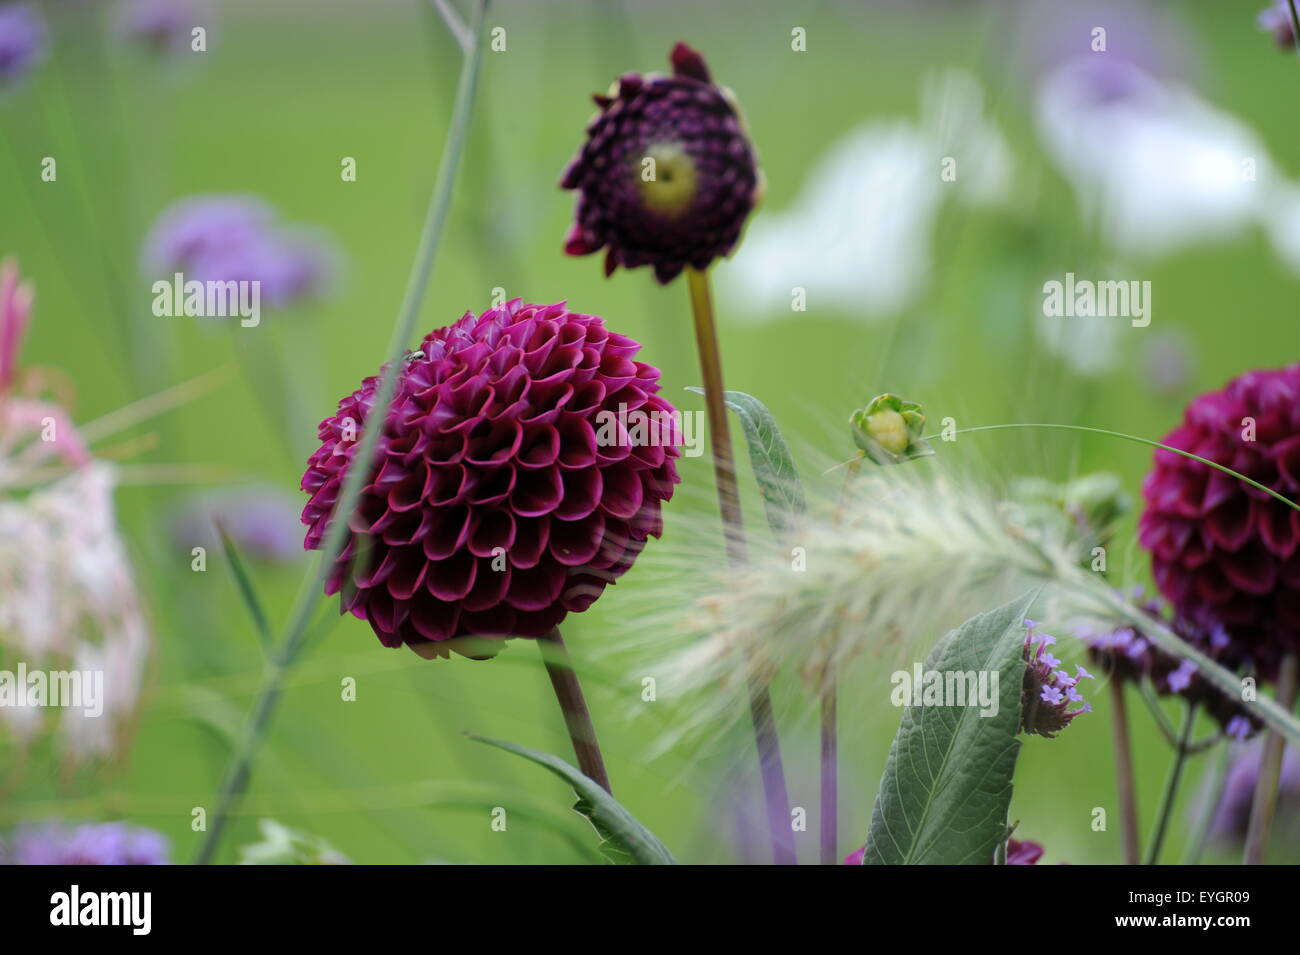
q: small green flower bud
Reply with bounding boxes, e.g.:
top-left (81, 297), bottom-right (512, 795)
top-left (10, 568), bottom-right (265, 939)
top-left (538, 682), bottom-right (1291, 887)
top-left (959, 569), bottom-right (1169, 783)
top-left (849, 394), bottom-right (933, 465)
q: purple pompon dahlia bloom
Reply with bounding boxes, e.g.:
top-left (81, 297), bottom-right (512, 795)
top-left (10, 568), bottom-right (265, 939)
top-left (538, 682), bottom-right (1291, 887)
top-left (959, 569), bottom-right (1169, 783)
top-left (1138, 364), bottom-right (1300, 681)
top-left (560, 42), bottom-right (761, 284)
top-left (301, 300), bottom-right (681, 657)
top-left (6, 822), bottom-right (170, 865)
top-left (1021, 621), bottom-right (1092, 738)
top-left (0, 5), bottom-right (45, 88)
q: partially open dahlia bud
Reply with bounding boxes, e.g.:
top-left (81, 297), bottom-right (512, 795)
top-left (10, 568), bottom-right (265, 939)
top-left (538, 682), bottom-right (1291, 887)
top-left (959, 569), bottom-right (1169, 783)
top-left (560, 42), bottom-right (761, 284)
top-left (1138, 364), bottom-right (1300, 681)
top-left (301, 301), bottom-right (681, 658)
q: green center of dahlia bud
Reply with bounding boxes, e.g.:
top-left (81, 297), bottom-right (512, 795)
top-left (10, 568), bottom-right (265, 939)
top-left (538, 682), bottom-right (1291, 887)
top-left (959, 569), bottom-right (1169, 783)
top-left (636, 141), bottom-right (698, 217)
top-left (865, 409), bottom-right (909, 455)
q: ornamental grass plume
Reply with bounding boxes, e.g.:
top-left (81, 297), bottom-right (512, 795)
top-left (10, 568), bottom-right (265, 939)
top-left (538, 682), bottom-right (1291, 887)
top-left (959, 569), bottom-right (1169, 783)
top-left (560, 42), bottom-right (761, 284)
top-left (301, 299), bottom-right (681, 657)
top-left (638, 465), bottom-right (1277, 752)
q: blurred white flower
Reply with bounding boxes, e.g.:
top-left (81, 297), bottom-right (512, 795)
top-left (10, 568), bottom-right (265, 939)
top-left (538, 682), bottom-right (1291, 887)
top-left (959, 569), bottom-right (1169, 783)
top-left (0, 260), bottom-right (151, 765)
top-left (723, 70), bottom-right (1014, 321)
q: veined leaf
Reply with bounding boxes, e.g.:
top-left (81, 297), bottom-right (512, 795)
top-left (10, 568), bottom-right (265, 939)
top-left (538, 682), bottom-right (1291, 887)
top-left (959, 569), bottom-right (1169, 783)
top-left (687, 387), bottom-right (806, 545)
top-left (469, 735), bottom-right (677, 865)
top-left (864, 593), bottom-right (1035, 865)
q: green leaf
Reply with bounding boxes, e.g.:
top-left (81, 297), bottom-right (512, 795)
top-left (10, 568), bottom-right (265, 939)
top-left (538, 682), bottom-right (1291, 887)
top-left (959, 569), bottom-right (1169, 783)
top-left (687, 387), bottom-right (806, 545)
top-left (215, 522), bottom-right (272, 652)
top-left (864, 592), bottom-right (1035, 865)
top-left (469, 735), bottom-right (678, 865)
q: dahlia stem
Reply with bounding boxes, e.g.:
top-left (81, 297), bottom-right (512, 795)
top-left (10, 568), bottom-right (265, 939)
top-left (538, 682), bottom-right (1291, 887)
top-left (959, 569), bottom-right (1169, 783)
top-left (194, 0), bottom-right (491, 865)
top-left (685, 266), bottom-right (795, 866)
top-left (537, 628), bottom-right (611, 794)
top-left (1243, 652), bottom-right (1299, 865)
top-left (1109, 680), bottom-right (1141, 865)
top-left (819, 686), bottom-right (837, 866)
top-left (1144, 701), bottom-right (1198, 865)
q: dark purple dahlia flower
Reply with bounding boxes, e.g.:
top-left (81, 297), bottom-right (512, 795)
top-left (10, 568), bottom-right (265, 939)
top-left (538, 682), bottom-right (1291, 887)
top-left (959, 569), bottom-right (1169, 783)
top-left (1021, 621), bottom-right (1092, 738)
top-left (1138, 364), bottom-right (1300, 681)
top-left (560, 42), bottom-right (761, 284)
top-left (301, 300), bottom-right (681, 656)
top-left (6, 822), bottom-right (170, 865)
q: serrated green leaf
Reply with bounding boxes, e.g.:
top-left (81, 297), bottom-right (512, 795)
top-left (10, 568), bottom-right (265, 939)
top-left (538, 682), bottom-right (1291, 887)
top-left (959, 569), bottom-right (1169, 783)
top-left (469, 735), bottom-right (677, 865)
top-left (686, 387), bottom-right (805, 545)
top-left (864, 592), bottom-right (1035, 865)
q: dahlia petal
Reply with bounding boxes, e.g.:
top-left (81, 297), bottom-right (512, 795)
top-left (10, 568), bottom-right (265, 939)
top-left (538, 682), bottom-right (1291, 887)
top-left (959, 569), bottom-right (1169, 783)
top-left (506, 563), bottom-right (567, 612)
top-left (511, 466), bottom-right (565, 518)
top-left (510, 517), bottom-right (551, 569)
top-left (600, 463), bottom-right (644, 519)
top-left (555, 467), bottom-right (603, 521)
top-left (426, 550), bottom-right (478, 602)
top-left (1205, 496), bottom-right (1253, 551)
top-left (550, 511), bottom-right (607, 566)
top-left (467, 508), bottom-right (517, 557)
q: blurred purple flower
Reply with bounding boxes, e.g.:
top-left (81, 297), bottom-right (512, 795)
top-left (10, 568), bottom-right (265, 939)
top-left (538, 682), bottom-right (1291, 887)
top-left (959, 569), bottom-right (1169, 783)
top-left (1010, 0), bottom-right (1194, 104)
top-left (1141, 329), bottom-right (1195, 397)
top-left (116, 0), bottom-right (213, 56)
top-left (0, 4), bottom-right (44, 88)
top-left (1259, 2), bottom-right (1298, 50)
top-left (143, 195), bottom-right (337, 309)
top-left (842, 846), bottom-right (865, 865)
top-left (6, 822), bottom-right (170, 865)
top-left (1209, 744), bottom-right (1300, 844)
top-left (172, 486), bottom-right (304, 563)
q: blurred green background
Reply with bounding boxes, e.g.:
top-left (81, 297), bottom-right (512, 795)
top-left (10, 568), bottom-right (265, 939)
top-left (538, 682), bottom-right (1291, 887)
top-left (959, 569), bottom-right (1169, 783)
top-left (1, 0), bottom-right (1298, 864)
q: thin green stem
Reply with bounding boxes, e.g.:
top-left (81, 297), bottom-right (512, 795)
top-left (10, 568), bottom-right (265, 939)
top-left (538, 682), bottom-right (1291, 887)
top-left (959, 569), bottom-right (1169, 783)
top-left (1183, 742), bottom-right (1231, 865)
top-left (1144, 702), bottom-right (1198, 865)
top-left (537, 628), bottom-right (611, 794)
top-left (925, 422), bottom-right (1300, 514)
top-left (193, 0), bottom-right (491, 865)
top-left (686, 267), bottom-right (794, 866)
top-left (1243, 653), bottom-right (1299, 864)
top-left (1109, 680), bottom-right (1141, 865)
top-left (1287, 0), bottom-right (1300, 58)
top-left (923, 419), bottom-right (1300, 747)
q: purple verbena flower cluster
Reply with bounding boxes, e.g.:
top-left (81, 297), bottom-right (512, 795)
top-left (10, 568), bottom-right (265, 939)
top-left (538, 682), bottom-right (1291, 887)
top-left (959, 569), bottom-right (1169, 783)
top-left (1021, 620), bottom-right (1092, 738)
